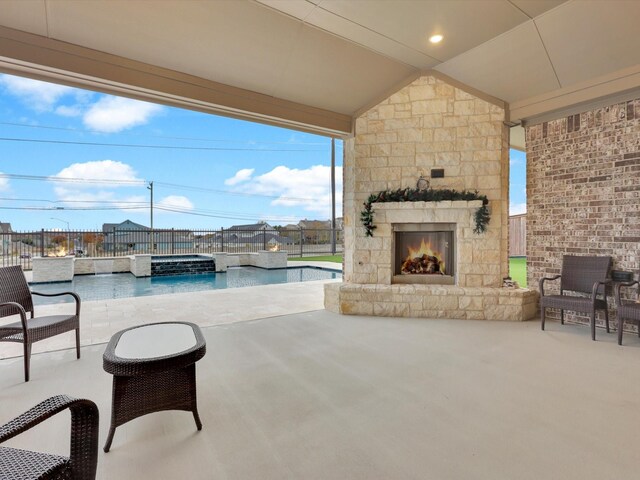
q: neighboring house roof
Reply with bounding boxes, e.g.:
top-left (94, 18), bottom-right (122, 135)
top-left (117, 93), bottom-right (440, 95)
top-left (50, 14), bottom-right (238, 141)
top-left (299, 219), bottom-right (331, 229)
top-left (0, 223), bottom-right (12, 233)
top-left (103, 232), bottom-right (193, 244)
top-left (248, 232), bottom-right (293, 245)
top-left (102, 223), bottom-right (119, 233)
top-left (102, 220), bottom-right (149, 233)
top-left (228, 222), bottom-right (271, 231)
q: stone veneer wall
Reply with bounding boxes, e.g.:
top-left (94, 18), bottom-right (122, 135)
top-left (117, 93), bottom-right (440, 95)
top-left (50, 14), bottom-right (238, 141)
top-left (326, 74), bottom-right (536, 321)
top-left (343, 74), bottom-right (510, 286)
top-left (526, 97), bottom-right (640, 330)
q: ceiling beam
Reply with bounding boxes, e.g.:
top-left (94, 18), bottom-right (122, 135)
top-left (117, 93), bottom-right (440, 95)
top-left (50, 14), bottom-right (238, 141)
top-left (510, 64), bottom-right (640, 124)
top-left (0, 25), bottom-right (352, 138)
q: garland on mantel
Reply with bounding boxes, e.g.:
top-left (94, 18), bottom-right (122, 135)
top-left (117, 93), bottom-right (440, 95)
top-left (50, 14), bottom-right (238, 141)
top-left (360, 187), bottom-right (490, 237)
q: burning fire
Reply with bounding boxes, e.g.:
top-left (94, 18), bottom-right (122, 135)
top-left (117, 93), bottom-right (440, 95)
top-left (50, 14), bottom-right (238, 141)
top-left (401, 239), bottom-right (445, 275)
top-left (52, 246), bottom-right (68, 257)
top-left (269, 244), bottom-right (279, 252)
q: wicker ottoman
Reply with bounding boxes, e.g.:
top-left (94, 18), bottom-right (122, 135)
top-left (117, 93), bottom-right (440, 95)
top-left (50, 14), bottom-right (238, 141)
top-left (102, 321), bottom-right (206, 452)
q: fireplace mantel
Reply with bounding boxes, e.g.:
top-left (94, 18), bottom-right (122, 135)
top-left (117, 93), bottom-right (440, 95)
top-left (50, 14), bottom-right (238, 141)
top-left (369, 200), bottom-right (495, 288)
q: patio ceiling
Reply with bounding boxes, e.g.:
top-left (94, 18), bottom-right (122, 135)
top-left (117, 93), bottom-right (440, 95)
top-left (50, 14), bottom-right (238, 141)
top-left (0, 0), bottom-right (639, 145)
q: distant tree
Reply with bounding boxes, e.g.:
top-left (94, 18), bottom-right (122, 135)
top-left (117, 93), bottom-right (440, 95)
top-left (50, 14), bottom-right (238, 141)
top-left (51, 235), bottom-right (67, 245)
top-left (82, 232), bottom-right (102, 257)
top-left (82, 233), bottom-right (99, 244)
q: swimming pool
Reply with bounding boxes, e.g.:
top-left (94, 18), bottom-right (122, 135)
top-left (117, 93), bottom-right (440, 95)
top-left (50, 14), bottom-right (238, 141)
top-left (32, 266), bottom-right (341, 304)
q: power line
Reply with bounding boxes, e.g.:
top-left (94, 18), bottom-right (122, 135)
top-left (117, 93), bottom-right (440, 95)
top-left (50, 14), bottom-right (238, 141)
top-left (154, 181), bottom-right (316, 201)
top-left (0, 205), bottom-right (303, 223)
top-left (0, 121), bottom-right (330, 147)
top-left (0, 197), bottom-right (147, 205)
top-left (0, 197), bottom-right (303, 222)
top-left (0, 173), bottom-right (144, 186)
top-left (0, 205), bottom-right (145, 211)
top-left (154, 206), bottom-right (301, 222)
top-left (0, 173), bottom-right (325, 201)
top-left (0, 137), bottom-right (325, 152)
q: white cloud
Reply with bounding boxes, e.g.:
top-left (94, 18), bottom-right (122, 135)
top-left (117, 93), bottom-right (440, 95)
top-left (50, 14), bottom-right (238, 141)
top-left (0, 75), bottom-right (76, 112)
top-left (157, 195), bottom-right (194, 212)
top-left (510, 202), bottom-right (527, 215)
top-left (224, 168), bottom-right (254, 186)
top-left (0, 172), bottom-right (9, 192)
top-left (83, 97), bottom-right (162, 133)
top-left (50, 160), bottom-right (148, 212)
top-left (55, 105), bottom-right (83, 117)
top-left (0, 74), bottom-right (162, 133)
top-left (229, 165), bottom-right (342, 219)
top-left (51, 160), bottom-right (143, 188)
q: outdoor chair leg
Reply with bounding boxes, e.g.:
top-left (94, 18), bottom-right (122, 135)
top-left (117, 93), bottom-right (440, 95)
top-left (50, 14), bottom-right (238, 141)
top-left (604, 308), bottom-right (610, 333)
top-left (590, 311), bottom-right (596, 341)
top-left (560, 309), bottom-right (564, 325)
top-left (76, 328), bottom-right (81, 359)
top-left (541, 307), bottom-right (546, 330)
top-left (193, 411), bottom-right (203, 430)
top-left (23, 342), bottom-right (31, 382)
top-left (104, 426), bottom-right (116, 453)
top-left (618, 317), bottom-right (624, 346)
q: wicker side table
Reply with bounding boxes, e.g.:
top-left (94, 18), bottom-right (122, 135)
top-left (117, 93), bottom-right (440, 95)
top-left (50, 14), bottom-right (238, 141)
top-left (102, 321), bottom-right (206, 452)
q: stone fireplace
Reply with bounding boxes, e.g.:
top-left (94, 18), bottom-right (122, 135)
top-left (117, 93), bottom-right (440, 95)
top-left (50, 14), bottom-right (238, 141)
top-left (393, 223), bottom-right (455, 285)
top-left (324, 72), bottom-right (538, 321)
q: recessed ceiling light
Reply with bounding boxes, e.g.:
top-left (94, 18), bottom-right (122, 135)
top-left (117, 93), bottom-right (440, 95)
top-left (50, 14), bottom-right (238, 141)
top-left (429, 34), bottom-right (443, 44)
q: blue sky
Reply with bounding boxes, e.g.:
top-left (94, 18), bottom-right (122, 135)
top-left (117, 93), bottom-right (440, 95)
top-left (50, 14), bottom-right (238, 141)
top-left (509, 148), bottom-right (526, 215)
top-left (0, 74), bottom-right (343, 231)
top-left (0, 73), bottom-right (525, 231)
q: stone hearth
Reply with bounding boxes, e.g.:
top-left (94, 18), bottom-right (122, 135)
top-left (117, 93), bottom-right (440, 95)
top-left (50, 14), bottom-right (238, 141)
top-left (325, 200), bottom-right (537, 321)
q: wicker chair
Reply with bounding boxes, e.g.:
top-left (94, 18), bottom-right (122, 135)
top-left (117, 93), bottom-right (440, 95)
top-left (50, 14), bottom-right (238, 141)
top-left (0, 395), bottom-right (99, 480)
top-left (614, 274), bottom-right (640, 345)
top-left (0, 266), bottom-right (81, 381)
top-left (539, 255), bottom-right (612, 340)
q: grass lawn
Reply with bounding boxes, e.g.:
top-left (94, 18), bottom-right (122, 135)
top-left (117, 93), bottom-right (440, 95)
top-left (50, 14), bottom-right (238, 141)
top-left (290, 255), bottom-right (527, 286)
top-left (289, 255), bottom-right (343, 263)
top-left (509, 257), bottom-right (527, 287)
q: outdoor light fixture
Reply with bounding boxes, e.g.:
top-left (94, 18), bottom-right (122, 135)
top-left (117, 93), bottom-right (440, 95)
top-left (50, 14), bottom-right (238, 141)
top-left (429, 34), bottom-right (443, 44)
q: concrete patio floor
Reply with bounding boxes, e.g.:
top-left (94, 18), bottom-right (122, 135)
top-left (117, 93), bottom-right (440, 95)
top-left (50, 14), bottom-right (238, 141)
top-left (1, 310), bottom-right (639, 480)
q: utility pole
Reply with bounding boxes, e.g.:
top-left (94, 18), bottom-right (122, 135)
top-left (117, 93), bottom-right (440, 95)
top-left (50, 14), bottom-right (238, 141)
top-left (331, 138), bottom-right (336, 255)
top-left (148, 181), bottom-right (154, 252)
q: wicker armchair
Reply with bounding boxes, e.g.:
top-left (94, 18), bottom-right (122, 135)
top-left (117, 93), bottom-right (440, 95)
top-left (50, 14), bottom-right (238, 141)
top-left (0, 395), bottom-right (99, 480)
top-left (539, 255), bottom-right (612, 340)
top-left (0, 265), bottom-right (81, 381)
top-left (614, 274), bottom-right (640, 345)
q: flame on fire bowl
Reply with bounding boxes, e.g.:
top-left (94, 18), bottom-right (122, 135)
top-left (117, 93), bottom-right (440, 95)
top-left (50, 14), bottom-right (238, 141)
top-left (52, 247), bottom-right (68, 257)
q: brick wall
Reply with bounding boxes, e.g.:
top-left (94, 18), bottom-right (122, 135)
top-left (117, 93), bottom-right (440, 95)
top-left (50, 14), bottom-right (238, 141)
top-left (526, 98), bottom-right (640, 329)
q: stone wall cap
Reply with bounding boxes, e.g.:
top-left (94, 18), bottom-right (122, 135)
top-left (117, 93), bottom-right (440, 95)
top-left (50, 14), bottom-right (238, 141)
top-left (375, 200), bottom-right (483, 210)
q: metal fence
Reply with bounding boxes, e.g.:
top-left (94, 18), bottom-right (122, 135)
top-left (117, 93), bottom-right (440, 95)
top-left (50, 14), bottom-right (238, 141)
top-left (0, 227), bottom-right (344, 270)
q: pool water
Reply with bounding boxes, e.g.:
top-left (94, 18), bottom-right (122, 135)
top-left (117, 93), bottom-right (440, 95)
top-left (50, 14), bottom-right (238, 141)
top-left (32, 266), bottom-right (341, 304)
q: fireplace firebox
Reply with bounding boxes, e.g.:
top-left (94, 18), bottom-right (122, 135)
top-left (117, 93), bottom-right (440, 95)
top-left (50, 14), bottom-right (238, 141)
top-left (392, 223), bottom-right (455, 285)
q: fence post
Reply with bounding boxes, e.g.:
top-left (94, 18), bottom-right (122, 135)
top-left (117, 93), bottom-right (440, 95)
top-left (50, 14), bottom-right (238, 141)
top-left (300, 227), bottom-right (303, 257)
top-left (40, 229), bottom-right (45, 257)
top-left (331, 228), bottom-right (336, 255)
top-left (221, 227), bottom-right (225, 253)
top-left (113, 228), bottom-right (117, 256)
top-left (171, 228), bottom-right (175, 254)
top-left (263, 229), bottom-right (267, 251)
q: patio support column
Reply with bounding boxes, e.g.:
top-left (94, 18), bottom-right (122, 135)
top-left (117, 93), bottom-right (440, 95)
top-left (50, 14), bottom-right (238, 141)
top-left (331, 138), bottom-right (336, 255)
